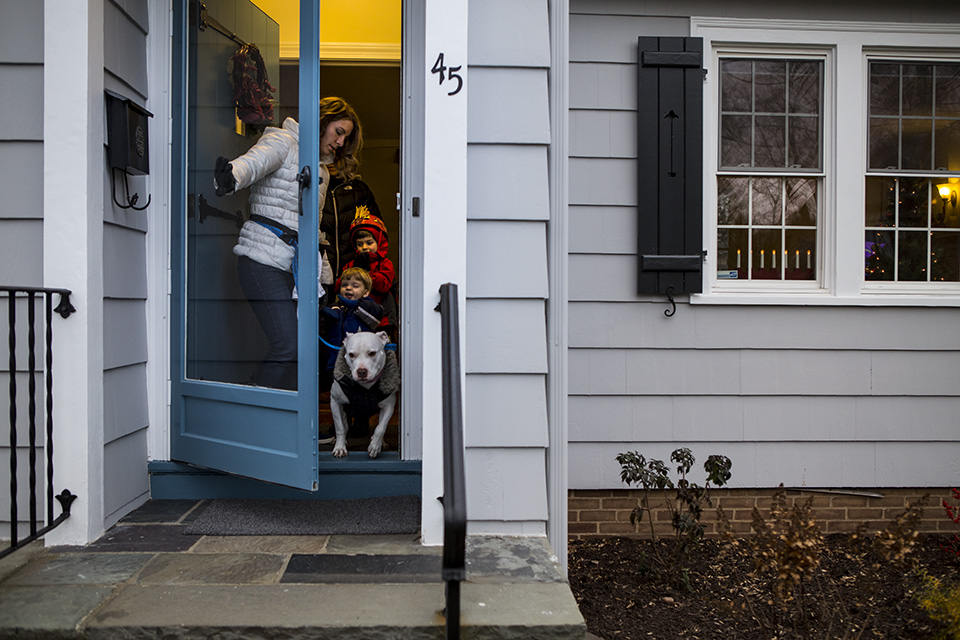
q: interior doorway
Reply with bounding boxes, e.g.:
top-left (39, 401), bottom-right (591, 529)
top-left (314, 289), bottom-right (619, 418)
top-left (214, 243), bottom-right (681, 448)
top-left (277, 60), bottom-right (403, 452)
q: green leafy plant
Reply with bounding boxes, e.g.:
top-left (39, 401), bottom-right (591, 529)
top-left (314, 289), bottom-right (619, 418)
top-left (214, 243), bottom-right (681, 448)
top-left (917, 571), bottom-right (960, 640)
top-left (616, 448), bottom-right (731, 582)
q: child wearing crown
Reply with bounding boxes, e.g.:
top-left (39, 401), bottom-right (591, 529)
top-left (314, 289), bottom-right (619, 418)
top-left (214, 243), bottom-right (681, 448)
top-left (336, 206), bottom-right (395, 305)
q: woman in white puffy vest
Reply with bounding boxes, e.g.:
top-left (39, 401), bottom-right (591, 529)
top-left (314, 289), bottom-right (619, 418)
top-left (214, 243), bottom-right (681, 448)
top-left (214, 97), bottom-right (363, 390)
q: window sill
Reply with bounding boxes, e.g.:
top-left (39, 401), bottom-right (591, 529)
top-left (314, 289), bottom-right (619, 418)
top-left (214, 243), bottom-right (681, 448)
top-left (692, 291), bottom-right (960, 307)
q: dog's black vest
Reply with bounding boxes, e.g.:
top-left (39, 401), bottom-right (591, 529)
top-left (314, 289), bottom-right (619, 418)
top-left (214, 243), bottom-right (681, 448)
top-left (335, 376), bottom-right (391, 418)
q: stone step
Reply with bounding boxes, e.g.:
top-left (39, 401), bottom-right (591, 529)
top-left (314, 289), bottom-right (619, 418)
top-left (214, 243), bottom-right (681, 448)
top-left (81, 581), bottom-right (585, 639)
top-left (0, 524), bottom-right (586, 640)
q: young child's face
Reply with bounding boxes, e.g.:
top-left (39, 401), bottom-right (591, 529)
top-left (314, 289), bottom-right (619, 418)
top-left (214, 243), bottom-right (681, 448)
top-left (339, 276), bottom-right (369, 301)
top-left (356, 236), bottom-right (378, 255)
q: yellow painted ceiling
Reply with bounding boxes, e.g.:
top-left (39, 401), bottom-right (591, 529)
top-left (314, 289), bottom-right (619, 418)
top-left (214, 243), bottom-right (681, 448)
top-left (254, 0), bottom-right (400, 60)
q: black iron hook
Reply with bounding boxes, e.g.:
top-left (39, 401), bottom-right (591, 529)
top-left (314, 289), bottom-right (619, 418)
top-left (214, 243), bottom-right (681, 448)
top-left (111, 168), bottom-right (151, 211)
top-left (664, 286), bottom-right (677, 318)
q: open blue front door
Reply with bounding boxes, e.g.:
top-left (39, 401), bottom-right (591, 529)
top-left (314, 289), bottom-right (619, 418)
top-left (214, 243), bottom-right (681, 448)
top-left (170, 0), bottom-right (321, 491)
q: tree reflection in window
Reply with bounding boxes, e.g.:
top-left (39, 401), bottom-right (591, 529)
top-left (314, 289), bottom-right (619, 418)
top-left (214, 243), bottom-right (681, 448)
top-left (717, 58), bottom-right (822, 282)
top-left (719, 59), bottom-right (821, 171)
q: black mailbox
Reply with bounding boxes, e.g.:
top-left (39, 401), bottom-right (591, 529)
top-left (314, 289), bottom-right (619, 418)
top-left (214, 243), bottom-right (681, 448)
top-left (105, 90), bottom-right (153, 176)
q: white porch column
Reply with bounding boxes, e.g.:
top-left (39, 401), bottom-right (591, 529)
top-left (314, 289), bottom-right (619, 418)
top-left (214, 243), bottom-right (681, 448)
top-left (145, 0), bottom-right (172, 462)
top-left (43, 0), bottom-right (105, 545)
top-left (420, 0), bottom-right (468, 546)
top-left (547, 0), bottom-right (570, 569)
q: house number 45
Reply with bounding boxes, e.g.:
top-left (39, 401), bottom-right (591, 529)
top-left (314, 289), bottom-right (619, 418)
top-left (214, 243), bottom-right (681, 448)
top-left (431, 52), bottom-right (463, 96)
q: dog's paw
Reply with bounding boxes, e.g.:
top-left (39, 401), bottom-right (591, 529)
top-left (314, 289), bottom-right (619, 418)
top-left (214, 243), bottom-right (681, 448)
top-left (367, 441), bottom-right (382, 458)
top-left (332, 442), bottom-right (348, 458)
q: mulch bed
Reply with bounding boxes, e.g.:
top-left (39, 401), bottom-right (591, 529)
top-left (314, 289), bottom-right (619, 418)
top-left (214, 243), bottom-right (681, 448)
top-left (569, 533), bottom-right (959, 640)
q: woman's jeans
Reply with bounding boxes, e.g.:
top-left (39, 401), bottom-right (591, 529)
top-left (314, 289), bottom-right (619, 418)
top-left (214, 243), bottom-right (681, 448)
top-left (237, 256), bottom-right (298, 390)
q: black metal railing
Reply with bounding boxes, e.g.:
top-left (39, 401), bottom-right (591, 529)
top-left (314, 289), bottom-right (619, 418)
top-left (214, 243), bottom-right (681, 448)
top-left (1, 286), bottom-right (77, 559)
top-left (437, 283), bottom-right (466, 640)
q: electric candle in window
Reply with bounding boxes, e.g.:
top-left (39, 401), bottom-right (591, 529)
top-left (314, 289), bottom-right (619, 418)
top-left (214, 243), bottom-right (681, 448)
top-left (795, 250), bottom-right (799, 269)
top-left (737, 249), bottom-right (741, 268)
top-left (807, 250), bottom-right (811, 269)
top-left (772, 250), bottom-right (776, 269)
top-left (760, 250), bottom-right (764, 269)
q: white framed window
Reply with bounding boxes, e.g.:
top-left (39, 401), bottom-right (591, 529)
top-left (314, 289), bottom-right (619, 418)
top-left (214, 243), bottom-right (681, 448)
top-left (716, 54), bottom-right (825, 288)
top-left (864, 58), bottom-right (960, 286)
top-left (693, 17), bottom-right (960, 306)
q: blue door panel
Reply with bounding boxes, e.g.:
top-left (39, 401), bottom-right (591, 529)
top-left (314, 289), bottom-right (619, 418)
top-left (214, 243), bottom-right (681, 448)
top-left (171, 416), bottom-right (308, 490)
top-left (179, 398), bottom-right (298, 453)
top-left (170, 0), bottom-right (321, 492)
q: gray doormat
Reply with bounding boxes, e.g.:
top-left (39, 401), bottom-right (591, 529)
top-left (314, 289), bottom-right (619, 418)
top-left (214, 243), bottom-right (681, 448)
top-left (184, 496), bottom-right (420, 536)
top-left (281, 554), bottom-right (442, 583)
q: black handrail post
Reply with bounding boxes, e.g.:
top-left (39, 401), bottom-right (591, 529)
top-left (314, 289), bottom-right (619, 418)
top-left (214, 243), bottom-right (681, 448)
top-left (45, 292), bottom-right (54, 526)
top-left (7, 290), bottom-right (18, 549)
top-left (28, 291), bottom-right (38, 537)
top-left (1, 286), bottom-right (77, 560)
top-left (437, 283), bottom-right (466, 640)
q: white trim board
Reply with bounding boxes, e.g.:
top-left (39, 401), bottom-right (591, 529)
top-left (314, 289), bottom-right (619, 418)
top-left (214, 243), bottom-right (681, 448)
top-left (419, 0), bottom-right (468, 546)
top-left (281, 41), bottom-right (401, 61)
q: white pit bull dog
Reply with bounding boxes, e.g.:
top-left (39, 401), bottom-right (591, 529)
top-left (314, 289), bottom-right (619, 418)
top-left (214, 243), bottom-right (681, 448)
top-left (330, 331), bottom-right (400, 458)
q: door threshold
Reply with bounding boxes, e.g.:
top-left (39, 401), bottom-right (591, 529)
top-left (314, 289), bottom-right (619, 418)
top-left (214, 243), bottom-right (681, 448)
top-left (148, 458), bottom-right (421, 500)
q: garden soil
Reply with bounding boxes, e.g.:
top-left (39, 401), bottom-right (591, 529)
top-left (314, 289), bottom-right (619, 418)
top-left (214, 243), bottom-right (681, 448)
top-left (569, 533), bottom-right (958, 640)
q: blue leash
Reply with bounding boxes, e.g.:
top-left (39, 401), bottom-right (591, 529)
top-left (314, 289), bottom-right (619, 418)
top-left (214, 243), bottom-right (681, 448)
top-left (319, 335), bottom-right (397, 352)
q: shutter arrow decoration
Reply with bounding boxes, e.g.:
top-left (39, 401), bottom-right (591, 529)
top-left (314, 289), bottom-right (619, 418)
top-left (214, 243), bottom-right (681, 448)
top-left (665, 110), bottom-right (679, 178)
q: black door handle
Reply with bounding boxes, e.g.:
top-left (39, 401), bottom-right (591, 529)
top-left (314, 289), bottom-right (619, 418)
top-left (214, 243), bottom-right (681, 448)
top-left (297, 166), bottom-right (311, 216)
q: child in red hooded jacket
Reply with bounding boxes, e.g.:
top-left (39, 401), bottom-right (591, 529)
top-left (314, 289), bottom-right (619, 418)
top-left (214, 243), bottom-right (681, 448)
top-left (337, 207), bottom-right (395, 305)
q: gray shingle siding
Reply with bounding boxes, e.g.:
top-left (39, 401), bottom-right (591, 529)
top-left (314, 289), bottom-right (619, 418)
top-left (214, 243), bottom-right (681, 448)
top-left (568, 1), bottom-right (960, 492)
top-left (465, 0), bottom-right (552, 532)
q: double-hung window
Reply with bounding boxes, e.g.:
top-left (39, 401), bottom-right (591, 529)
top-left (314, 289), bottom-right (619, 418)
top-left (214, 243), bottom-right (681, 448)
top-left (695, 18), bottom-right (960, 304)
top-left (864, 60), bottom-right (960, 284)
top-left (716, 56), bottom-right (823, 284)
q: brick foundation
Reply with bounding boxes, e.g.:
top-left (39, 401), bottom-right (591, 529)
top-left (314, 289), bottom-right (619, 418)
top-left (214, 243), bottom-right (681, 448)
top-left (569, 488), bottom-right (957, 539)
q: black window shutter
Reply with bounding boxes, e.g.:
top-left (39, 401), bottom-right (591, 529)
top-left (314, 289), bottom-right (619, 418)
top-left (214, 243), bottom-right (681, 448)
top-left (637, 36), bottom-right (704, 296)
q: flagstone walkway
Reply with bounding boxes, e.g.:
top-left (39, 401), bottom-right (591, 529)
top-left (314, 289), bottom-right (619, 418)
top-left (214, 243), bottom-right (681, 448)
top-left (0, 499), bottom-right (585, 639)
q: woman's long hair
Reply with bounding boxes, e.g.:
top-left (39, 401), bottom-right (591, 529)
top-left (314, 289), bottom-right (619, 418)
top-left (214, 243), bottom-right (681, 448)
top-left (319, 96), bottom-right (362, 180)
